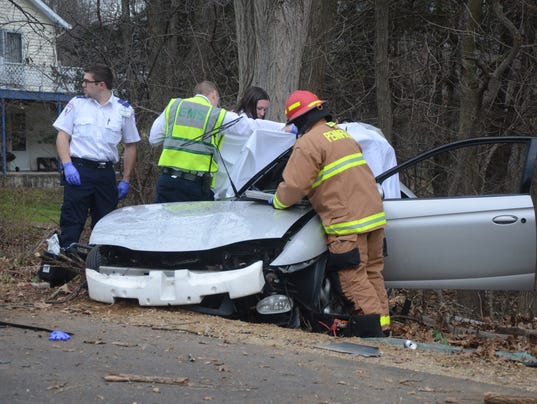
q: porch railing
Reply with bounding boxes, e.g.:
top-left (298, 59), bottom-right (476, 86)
top-left (0, 62), bottom-right (80, 94)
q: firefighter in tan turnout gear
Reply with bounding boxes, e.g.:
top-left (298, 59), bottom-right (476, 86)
top-left (271, 90), bottom-right (390, 337)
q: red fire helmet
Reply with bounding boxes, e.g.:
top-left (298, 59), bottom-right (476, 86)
top-left (284, 90), bottom-right (326, 123)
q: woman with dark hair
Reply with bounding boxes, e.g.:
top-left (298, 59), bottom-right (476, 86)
top-left (235, 86), bottom-right (270, 119)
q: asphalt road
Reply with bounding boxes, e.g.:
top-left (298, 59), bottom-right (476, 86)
top-left (1, 310), bottom-right (535, 404)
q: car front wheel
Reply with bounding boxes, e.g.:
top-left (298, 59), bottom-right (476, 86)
top-left (86, 245), bottom-right (104, 272)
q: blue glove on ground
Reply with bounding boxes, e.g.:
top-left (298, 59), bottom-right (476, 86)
top-left (268, 196), bottom-right (274, 206)
top-left (63, 162), bottom-right (80, 185)
top-left (117, 180), bottom-right (130, 200)
top-left (49, 330), bottom-right (71, 341)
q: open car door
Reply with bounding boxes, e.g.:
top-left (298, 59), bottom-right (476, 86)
top-left (378, 137), bottom-right (537, 290)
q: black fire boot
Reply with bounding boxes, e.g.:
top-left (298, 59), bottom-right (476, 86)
top-left (343, 314), bottom-right (383, 338)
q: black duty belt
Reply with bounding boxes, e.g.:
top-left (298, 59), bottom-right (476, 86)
top-left (71, 157), bottom-right (113, 169)
top-left (162, 167), bottom-right (210, 182)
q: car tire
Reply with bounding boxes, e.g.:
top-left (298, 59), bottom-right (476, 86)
top-left (86, 246), bottom-right (104, 272)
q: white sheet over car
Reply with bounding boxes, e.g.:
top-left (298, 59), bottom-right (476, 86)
top-left (338, 122), bottom-right (401, 199)
top-left (213, 122), bottom-right (396, 200)
top-left (213, 128), bottom-right (296, 199)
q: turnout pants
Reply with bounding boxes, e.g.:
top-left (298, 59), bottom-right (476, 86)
top-left (327, 228), bottom-right (389, 321)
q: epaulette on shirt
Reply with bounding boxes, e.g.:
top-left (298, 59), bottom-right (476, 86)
top-left (117, 98), bottom-right (131, 108)
top-left (117, 98), bottom-right (133, 117)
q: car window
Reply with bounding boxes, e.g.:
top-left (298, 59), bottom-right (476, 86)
top-left (380, 139), bottom-right (533, 198)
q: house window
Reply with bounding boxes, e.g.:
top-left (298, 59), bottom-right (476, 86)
top-left (0, 31), bottom-right (23, 64)
top-left (6, 32), bottom-right (23, 63)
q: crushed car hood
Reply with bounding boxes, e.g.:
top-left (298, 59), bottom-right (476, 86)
top-left (90, 201), bottom-right (312, 252)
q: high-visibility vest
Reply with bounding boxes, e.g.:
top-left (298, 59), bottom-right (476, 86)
top-left (158, 95), bottom-right (226, 173)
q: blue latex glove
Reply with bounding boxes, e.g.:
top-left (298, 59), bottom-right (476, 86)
top-left (63, 162), bottom-right (80, 185)
top-left (284, 124), bottom-right (299, 135)
top-left (290, 124), bottom-right (298, 135)
top-left (49, 330), bottom-right (71, 341)
top-left (117, 180), bottom-right (130, 200)
top-left (268, 196), bottom-right (274, 206)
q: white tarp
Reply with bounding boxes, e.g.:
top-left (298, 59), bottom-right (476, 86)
top-left (214, 122), bottom-right (400, 200)
top-left (214, 129), bottom-right (296, 199)
top-left (339, 122), bottom-right (401, 199)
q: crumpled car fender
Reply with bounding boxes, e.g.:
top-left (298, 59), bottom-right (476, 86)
top-left (270, 215), bottom-right (326, 266)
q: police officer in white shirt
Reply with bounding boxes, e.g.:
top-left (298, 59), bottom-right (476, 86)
top-left (53, 63), bottom-right (141, 250)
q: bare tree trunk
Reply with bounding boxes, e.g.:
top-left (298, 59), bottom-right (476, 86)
top-left (449, 0), bottom-right (483, 197)
top-left (184, 3), bottom-right (218, 84)
top-left (234, 0), bottom-right (256, 99)
top-left (299, 0), bottom-right (337, 96)
top-left (374, 0), bottom-right (393, 142)
top-left (119, 0), bottom-right (133, 93)
top-left (451, 0), bottom-right (523, 197)
top-left (146, 0), bottom-right (181, 107)
top-left (482, 0), bottom-right (522, 109)
top-left (234, 0), bottom-right (312, 121)
top-left (453, 1), bottom-right (485, 307)
top-left (457, 0), bottom-right (482, 141)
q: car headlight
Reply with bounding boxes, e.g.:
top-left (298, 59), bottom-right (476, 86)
top-left (256, 294), bottom-right (293, 314)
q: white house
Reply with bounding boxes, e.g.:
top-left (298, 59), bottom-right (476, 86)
top-left (0, 0), bottom-right (75, 175)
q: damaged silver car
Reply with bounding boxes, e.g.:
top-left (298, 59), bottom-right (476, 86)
top-left (85, 133), bottom-right (537, 328)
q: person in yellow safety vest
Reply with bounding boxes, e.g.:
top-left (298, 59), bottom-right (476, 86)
top-left (270, 90), bottom-right (391, 337)
top-left (149, 81), bottom-right (288, 203)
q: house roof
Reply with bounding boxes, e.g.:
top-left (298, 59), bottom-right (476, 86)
top-left (28, 0), bottom-right (72, 30)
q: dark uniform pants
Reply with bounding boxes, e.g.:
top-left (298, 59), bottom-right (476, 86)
top-left (60, 163), bottom-right (117, 248)
top-left (154, 172), bottom-right (213, 203)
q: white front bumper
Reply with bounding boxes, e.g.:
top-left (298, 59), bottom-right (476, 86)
top-left (86, 260), bottom-right (265, 306)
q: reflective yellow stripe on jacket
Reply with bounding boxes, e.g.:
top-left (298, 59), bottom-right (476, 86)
top-left (312, 152), bottom-right (366, 188)
top-left (323, 212), bottom-right (386, 235)
top-left (273, 194), bottom-right (288, 210)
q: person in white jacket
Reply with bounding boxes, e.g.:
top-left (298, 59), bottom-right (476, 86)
top-left (338, 121), bottom-right (401, 199)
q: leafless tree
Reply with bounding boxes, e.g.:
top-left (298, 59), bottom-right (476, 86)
top-left (234, 0), bottom-right (312, 121)
top-left (374, 0), bottom-right (393, 142)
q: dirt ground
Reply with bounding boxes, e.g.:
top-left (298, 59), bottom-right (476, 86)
top-left (1, 219), bottom-right (537, 397)
top-left (2, 277), bottom-right (537, 397)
